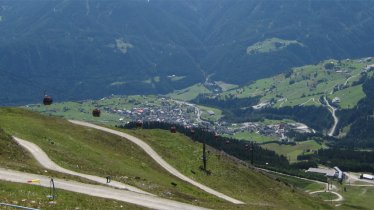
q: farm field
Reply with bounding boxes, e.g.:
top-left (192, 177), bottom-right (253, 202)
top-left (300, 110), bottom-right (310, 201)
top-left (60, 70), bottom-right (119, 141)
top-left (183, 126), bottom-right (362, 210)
top-left (261, 140), bottom-right (324, 162)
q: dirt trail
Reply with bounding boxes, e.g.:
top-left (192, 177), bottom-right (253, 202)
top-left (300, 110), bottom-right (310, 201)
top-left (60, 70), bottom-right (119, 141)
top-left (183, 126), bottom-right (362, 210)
top-left (0, 168), bottom-right (208, 210)
top-left (13, 136), bottom-right (151, 195)
top-left (69, 120), bottom-right (245, 204)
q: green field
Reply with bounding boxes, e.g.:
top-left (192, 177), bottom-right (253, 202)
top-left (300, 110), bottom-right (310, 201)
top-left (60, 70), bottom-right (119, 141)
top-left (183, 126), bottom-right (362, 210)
top-left (339, 185), bottom-right (374, 209)
top-left (261, 140), bottom-right (323, 162)
top-left (0, 108), bottom-right (330, 209)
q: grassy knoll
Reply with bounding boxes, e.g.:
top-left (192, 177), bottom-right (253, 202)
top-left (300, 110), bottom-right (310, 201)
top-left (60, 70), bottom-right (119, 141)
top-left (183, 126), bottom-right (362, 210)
top-left (0, 108), bottom-right (226, 208)
top-left (167, 83), bottom-right (212, 101)
top-left (124, 128), bottom-right (330, 209)
top-left (261, 140), bottom-right (323, 162)
top-left (0, 180), bottom-right (146, 210)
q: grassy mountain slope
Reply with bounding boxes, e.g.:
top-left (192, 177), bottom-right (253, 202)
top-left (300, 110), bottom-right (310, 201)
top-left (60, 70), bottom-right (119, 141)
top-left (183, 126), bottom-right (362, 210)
top-left (0, 108), bottom-right (329, 209)
top-left (0, 127), bottom-right (147, 209)
top-left (2, 0), bottom-right (374, 104)
top-left (221, 58), bottom-right (373, 109)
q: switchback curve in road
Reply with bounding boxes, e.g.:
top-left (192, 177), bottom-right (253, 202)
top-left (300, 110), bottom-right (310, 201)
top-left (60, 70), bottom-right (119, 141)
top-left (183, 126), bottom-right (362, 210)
top-left (13, 136), bottom-right (151, 196)
top-left (0, 168), bottom-right (208, 210)
top-left (309, 190), bottom-right (343, 202)
top-left (69, 120), bottom-right (245, 204)
top-left (323, 96), bottom-right (338, 136)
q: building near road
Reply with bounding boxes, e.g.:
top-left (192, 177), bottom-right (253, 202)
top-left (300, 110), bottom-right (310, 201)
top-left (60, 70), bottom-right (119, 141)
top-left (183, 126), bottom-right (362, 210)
top-left (307, 168), bottom-right (336, 177)
top-left (307, 166), bottom-right (345, 181)
top-left (334, 166), bottom-right (344, 180)
top-left (332, 97), bottom-right (341, 104)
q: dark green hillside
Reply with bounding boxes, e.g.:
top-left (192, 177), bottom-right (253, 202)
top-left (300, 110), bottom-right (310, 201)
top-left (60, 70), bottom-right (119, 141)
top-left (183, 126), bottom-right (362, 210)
top-left (1, 0), bottom-right (374, 104)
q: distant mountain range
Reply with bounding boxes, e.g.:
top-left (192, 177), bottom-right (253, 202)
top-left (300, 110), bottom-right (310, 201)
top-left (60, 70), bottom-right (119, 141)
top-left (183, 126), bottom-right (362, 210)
top-left (1, 0), bottom-right (374, 105)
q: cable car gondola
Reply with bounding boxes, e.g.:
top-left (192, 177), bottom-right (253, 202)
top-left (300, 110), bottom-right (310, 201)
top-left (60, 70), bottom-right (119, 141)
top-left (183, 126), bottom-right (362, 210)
top-left (92, 109), bottom-right (101, 117)
top-left (43, 95), bottom-right (53, 105)
top-left (135, 120), bottom-right (143, 128)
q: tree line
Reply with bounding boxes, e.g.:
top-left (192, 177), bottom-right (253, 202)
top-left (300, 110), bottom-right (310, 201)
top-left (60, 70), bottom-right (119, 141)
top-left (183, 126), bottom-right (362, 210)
top-left (118, 121), bottom-right (326, 182)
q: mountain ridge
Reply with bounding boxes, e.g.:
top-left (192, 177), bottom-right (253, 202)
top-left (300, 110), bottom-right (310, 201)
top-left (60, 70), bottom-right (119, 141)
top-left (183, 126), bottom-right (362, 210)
top-left (2, 0), bottom-right (374, 104)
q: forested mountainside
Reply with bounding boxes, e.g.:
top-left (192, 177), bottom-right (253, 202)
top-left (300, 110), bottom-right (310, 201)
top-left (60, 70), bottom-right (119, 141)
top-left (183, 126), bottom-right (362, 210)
top-left (1, 0), bottom-right (374, 104)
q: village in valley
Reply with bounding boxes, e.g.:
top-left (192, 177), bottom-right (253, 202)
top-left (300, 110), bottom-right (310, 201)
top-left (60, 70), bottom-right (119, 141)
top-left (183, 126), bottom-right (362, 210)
top-left (83, 96), bottom-right (314, 144)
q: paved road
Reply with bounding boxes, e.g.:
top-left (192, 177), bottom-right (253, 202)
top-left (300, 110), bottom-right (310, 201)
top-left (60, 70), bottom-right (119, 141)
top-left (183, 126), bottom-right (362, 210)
top-left (324, 96), bottom-right (338, 136)
top-left (13, 136), bottom-right (151, 196)
top-left (0, 168), bottom-right (208, 210)
top-left (69, 120), bottom-right (245, 204)
top-left (345, 172), bottom-right (374, 185)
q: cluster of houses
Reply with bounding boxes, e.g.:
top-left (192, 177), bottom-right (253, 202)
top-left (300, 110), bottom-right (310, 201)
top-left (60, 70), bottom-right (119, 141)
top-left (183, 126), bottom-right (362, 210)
top-left (98, 96), bottom-right (314, 143)
top-left (103, 98), bottom-right (198, 127)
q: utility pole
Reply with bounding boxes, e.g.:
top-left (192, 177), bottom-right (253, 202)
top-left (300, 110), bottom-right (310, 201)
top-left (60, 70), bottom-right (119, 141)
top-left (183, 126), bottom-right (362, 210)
top-left (245, 141), bottom-right (254, 165)
top-left (48, 178), bottom-right (56, 201)
top-left (202, 141), bottom-right (207, 171)
top-left (250, 141), bottom-right (254, 165)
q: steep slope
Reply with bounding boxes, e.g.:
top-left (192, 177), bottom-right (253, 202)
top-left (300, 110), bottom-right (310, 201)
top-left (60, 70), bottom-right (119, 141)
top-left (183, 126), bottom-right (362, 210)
top-left (1, 0), bottom-right (374, 104)
top-left (0, 108), bottom-right (329, 209)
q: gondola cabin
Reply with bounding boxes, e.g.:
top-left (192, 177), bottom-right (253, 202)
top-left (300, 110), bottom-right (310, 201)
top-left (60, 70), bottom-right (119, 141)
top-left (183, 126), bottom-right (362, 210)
top-left (92, 109), bottom-right (101, 117)
top-left (135, 121), bottom-right (143, 128)
top-left (43, 95), bottom-right (53, 105)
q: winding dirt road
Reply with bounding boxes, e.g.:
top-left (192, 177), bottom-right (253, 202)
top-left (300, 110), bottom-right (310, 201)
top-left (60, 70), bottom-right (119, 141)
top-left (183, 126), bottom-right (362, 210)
top-left (69, 120), bottom-right (244, 204)
top-left (309, 190), bottom-right (343, 202)
top-left (323, 96), bottom-right (338, 136)
top-left (13, 137), bottom-right (150, 195)
top-left (0, 168), bottom-right (208, 210)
